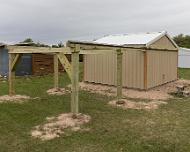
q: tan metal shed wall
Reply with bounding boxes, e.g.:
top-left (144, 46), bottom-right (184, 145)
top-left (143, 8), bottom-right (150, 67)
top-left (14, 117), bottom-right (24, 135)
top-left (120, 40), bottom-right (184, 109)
top-left (84, 49), bottom-right (144, 89)
top-left (149, 35), bottom-right (177, 50)
top-left (147, 50), bottom-right (178, 89)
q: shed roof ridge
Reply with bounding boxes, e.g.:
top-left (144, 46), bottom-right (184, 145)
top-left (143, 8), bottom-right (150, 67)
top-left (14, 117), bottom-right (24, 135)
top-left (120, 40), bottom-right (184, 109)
top-left (95, 31), bottom-right (168, 46)
top-left (103, 31), bottom-right (166, 37)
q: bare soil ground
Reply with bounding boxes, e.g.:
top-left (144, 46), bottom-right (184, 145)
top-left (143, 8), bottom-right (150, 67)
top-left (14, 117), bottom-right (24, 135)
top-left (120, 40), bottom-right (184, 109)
top-left (109, 99), bottom-right (167, 110)
top-left (31, 113), bottom-right (91, 141)
top-left (0, 95), bottom-right (31, 103)
top-left (47, 88), bottom-right (70, 95)
top-left (79, 80), bottom-right (190, 100)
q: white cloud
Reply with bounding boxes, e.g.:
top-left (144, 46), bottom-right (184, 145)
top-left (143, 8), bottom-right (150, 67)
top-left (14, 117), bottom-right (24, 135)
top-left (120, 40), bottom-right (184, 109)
top-left (0, 0), bottom-right (189, 44)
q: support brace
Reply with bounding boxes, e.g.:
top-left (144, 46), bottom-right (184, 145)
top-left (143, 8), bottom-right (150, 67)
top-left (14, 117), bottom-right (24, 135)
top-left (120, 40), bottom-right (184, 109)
top-left (57, 53), bottom-right (72, 79)
top-left (8, 53), bottom-right (21, 96)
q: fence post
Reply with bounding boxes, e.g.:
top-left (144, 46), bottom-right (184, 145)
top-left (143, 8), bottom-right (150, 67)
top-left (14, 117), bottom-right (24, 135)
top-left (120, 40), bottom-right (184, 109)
top-left (116, 49), bottom-right (123, 101)
top-left (54, 54), bottom-right (59, 89)
top-left (8, 53), bottom-right (15, 96)
top-left (71, 45), bottom-right (80, 113)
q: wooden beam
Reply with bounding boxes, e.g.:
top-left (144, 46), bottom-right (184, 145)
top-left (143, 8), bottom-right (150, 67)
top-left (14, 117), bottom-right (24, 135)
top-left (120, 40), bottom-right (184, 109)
top-left (8, 45), bottom-right (116, 54)
top-left (80, 49), bottom-right (116, 54)
top-left (67, 40), bottom-right (143, 50)
top-left (8, 53), bottom-right (16, 96)
top-left (54, 54), bottom-right (59, 89)
top-left (67, 41), bottom-right (178, 51)
top-left (116, 49), bottom-right (123, 101)
top-left (144, 51), bottom-right (148, 90)
top-left (57, 53), bottom-right (72, 80)
top-left (11, 54), bottom-right (22, 71)
top-left (71, 45), bottom-right (80, 113)
top-left (7, 46), bottom-right (71, 54)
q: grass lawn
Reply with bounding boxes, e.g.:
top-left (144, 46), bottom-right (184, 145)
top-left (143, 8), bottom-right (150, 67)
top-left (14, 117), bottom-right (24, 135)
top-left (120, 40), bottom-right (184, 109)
top-left (178, 68), bottom-right (190, 80)
top-left (0, 68), bottom-right (190, 152)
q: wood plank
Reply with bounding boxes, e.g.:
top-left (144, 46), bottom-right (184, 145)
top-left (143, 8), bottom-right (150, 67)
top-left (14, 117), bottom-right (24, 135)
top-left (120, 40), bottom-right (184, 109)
top-left (57, 53), bottom-right (72, 79)
top-left (54, 54), bottom-right (59, 89)
top-left (8, 45), bottom-right (117, 54)
top-left (7, 46), bottom-right (71, 54)
top-left (8, 53), bottom-right (15, 96)
top-left (8, 45), bottom-right (115, 54)
top-left (71, 44), bottom-right (80, 113)
top-left (117, 49), bottom-right (123, 100)
top-left (67, 40), bottom-right (144, 50)
top-left (11, 54), bottom-right (22, 71)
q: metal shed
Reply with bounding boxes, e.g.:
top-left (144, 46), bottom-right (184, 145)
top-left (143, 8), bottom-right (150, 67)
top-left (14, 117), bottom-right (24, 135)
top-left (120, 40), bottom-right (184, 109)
top-left (0, 44), bottom-right (8, 76)
top-left (178, 47), bottom-right (190, 68)
top-left (0, 45), bottom-right (32, 76)
top-left (83, 31), bottom-right (178, 90)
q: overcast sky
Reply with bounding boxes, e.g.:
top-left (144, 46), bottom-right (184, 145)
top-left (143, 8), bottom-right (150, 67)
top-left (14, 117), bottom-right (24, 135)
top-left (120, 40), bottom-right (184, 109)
top-left (0, 0), bottom-right (190, 44)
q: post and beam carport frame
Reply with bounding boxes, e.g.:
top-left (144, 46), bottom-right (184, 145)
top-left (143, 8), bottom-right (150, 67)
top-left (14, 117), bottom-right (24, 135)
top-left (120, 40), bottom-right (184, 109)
top-left (7, 40), bottom-right (125, 114)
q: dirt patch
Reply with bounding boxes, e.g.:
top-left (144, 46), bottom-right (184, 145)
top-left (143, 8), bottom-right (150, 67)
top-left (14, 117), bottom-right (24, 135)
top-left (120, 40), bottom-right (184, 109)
top-left (31, 113), bottom-right (91, 141)
top-left (0, 95), bottom-right (31, 103)
top-left (47, 88), bottom-right (70, 95)
top-left (78, 80), bottom-right (190, 100)
top-left (109, 99), bottom-right (167, 110)
top-left (70, 82), bottom-right (116, 96)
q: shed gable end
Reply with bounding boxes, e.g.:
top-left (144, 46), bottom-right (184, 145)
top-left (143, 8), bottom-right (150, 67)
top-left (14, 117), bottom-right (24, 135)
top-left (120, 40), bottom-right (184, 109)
top-left (149, 35), bottom-right (177, 50)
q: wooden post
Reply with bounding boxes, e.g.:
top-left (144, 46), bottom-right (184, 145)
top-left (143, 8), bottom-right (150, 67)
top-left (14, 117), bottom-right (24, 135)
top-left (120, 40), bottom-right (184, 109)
top-left (144, 51), bottom-right (148, 90)
top-left (8, 53), bottom-right (15, 96)
top-left (71, 45), bottom-right (80, 113)
top-left (54, 54), bottom-right (59, 89)
top-left (117, 49), bottom-right (123, 101)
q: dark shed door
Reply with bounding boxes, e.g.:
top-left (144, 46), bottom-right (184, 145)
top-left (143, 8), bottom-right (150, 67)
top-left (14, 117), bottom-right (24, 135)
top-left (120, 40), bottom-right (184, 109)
top-left (16, 54), bottom-right (32, 76)
top-left (0, 48), bottom-right (8, 76)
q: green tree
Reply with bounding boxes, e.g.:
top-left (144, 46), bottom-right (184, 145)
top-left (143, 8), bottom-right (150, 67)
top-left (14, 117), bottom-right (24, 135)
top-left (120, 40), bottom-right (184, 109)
top-left (52, 42), bottom-right (64, 48)
top-left (57, 42), bottom-right (64, 48)
top-left (22, 38), bottom-right (34, 43)
top-left (173, 34), bottom-right (190, 48)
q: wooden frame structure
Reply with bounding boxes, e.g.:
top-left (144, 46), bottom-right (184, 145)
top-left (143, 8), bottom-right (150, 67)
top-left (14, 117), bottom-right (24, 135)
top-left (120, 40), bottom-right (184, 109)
top-left (7, 40), bottom-right (125, 114)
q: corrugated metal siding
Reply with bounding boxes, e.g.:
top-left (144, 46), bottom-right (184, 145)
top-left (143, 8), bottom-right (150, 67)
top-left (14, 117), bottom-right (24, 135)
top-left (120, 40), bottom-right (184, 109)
top-left (84, 53), bottom-right (117, 85)
top-left (0, 48), bottom-right (8, 76)
top-left (15, 54), bottom-right (32, 76)
top-left (122, 50), bottom-right (144, 89)
top-left (84, 49), bottom-right (144, 89)
top-left (147, 50), bottom-right (178, 88)
top-left (0, 49), bottom-right (33, 76)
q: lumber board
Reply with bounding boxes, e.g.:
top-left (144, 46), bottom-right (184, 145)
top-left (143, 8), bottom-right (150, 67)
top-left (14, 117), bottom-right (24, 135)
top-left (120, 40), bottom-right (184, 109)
top-left (7, 46), bottom-right (71, 54)
top-left (11, 54), bottom-right (22, 71)
top-left (71, 45), bottom-right (80, 113)
top-left (54, 54), bottom-right (59, 89)
top-left (116, 49), bottom-right (123, 100)
top-left (8, 53), bottom-right (15, 96)
top-left (57, 53), bottom-right (72, 79)
top-left (7, 45), bottom-right (117, 55)
top-left (67, 40), bottom-right (136, 49)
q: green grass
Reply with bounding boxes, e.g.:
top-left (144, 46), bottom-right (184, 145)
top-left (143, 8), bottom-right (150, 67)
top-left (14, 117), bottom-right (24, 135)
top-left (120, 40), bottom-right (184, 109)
top-left (178, 68), bottom-right (190, 79)
top-left (0, 68), bottom-right (190, 152)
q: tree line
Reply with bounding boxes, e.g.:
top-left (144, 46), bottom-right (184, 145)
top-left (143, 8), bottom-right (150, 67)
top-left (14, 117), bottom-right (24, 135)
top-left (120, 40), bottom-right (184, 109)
top-left (173, 34), bottom-right (190, 48)
top-left (20, 38), bottom-right (64, 48)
